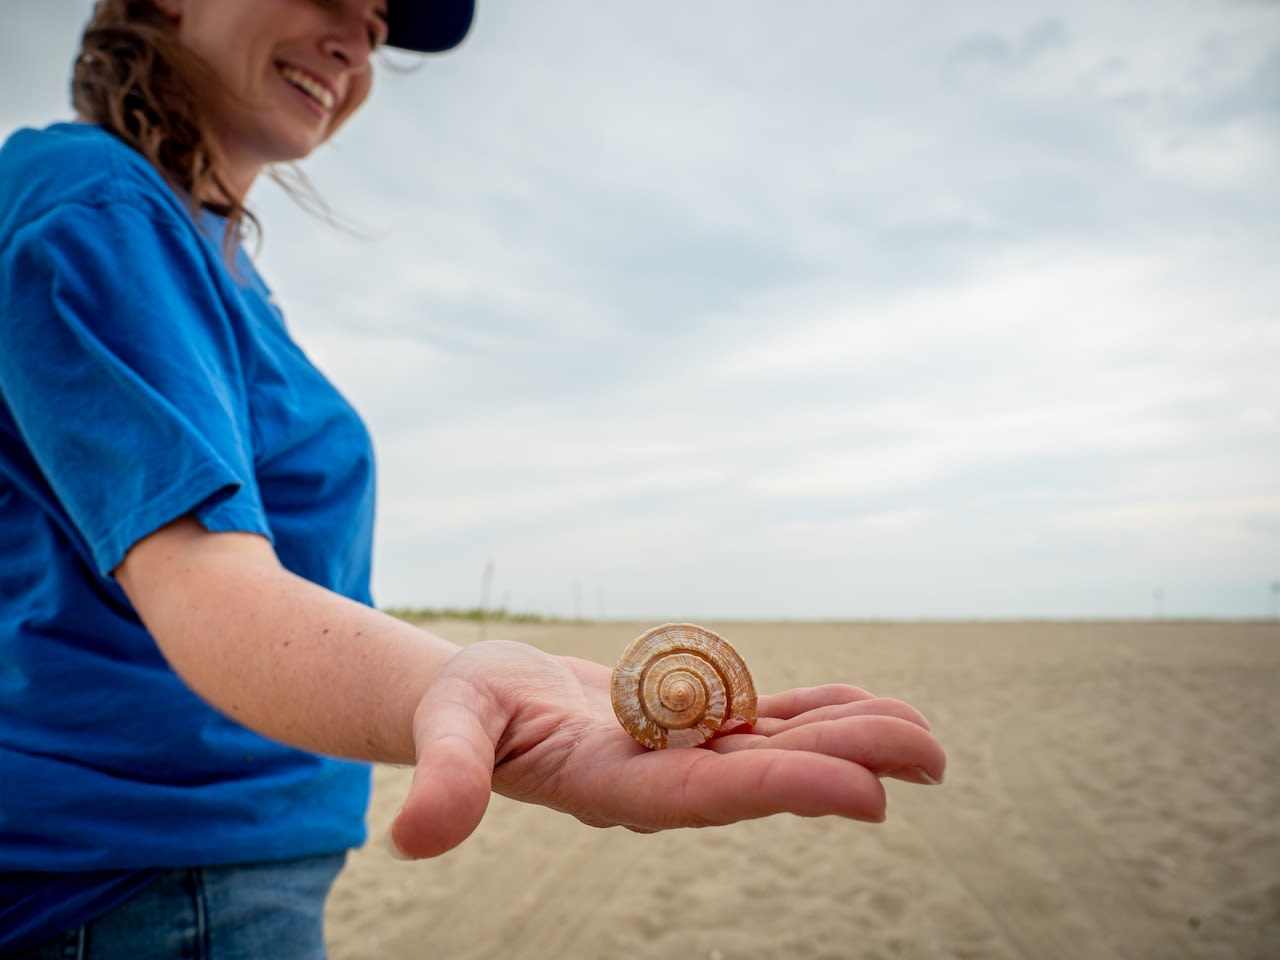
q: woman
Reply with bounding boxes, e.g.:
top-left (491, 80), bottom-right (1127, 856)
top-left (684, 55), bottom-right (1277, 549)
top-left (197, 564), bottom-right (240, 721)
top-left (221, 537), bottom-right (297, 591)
top-left (0, 1), bottom-right (946, 956)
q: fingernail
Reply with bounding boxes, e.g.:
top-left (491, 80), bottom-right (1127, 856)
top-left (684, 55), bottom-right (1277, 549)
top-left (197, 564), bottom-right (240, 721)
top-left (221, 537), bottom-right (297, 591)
top-left (385, 827), bottom-right (412, 861)
top-left (891, 766), bottom-right (943, 785)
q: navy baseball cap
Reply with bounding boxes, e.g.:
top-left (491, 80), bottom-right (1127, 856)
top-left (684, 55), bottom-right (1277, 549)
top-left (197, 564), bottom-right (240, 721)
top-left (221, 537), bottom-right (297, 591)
top-left (385, 0), bottom-right (475, 53)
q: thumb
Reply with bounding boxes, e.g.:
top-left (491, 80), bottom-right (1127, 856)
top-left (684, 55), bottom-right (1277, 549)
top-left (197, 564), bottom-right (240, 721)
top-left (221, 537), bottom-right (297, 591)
top-left (387, 674), bottom-right (503, 860)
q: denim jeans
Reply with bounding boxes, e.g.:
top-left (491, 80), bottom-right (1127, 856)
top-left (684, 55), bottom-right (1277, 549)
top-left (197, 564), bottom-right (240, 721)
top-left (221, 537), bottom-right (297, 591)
top-left (5, 853), bottom-right (347, 960)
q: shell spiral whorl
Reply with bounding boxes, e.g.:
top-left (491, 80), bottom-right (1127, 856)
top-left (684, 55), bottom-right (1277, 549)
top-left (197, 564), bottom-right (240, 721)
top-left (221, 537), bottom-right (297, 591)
top-left (610, 623), bottom-right (758, 750)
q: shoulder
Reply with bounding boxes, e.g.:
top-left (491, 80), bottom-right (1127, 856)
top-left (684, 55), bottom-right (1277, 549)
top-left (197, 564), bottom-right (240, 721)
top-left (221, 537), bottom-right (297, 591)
top-left (0, 123), bottom-right (239, 298)
top-left (0, 123), bottom-right (192, 252)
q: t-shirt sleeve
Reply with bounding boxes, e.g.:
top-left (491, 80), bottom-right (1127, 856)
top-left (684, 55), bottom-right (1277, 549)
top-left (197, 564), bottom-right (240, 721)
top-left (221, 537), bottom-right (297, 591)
top-left (0, 198), bottom-right (271, 577)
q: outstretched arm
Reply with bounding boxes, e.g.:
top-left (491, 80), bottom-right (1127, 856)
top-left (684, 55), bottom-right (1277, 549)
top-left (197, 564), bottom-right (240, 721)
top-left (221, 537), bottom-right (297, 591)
top-left (117, 517), bottom-right (946, 861)
top-left (115, 515), bottom-right (460, 765)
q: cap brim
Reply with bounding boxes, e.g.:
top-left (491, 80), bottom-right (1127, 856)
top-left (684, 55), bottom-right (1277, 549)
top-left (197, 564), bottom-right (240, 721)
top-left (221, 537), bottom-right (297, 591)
top-left (385, 0), bottom-right (475, 53)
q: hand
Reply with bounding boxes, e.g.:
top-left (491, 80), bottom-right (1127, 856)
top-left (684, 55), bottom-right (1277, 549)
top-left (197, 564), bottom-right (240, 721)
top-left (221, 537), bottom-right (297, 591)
top-left (388, 640), bottom-right (946, 860)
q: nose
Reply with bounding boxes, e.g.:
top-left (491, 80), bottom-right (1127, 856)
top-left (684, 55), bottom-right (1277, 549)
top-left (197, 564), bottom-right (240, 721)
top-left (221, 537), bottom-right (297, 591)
top-left (321, 13), bottom-right (373, 70)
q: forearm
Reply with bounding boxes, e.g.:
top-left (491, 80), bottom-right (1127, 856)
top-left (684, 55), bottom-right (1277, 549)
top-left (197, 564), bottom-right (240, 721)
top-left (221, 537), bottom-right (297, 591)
top-left (115, 518), bottom-right (460, 764)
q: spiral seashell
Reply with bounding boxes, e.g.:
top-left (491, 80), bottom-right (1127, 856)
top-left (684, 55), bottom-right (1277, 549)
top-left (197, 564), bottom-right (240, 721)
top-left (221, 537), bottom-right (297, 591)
top-left (610, 623), bottom-right (758, 750)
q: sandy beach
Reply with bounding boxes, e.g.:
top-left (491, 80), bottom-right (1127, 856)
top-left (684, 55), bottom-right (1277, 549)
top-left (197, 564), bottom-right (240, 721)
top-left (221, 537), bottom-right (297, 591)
top-left (324, 619), bottom-right (1279, 959)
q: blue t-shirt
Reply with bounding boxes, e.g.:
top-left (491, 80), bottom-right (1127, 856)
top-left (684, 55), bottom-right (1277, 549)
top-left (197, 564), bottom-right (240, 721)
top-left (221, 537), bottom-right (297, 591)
top-left (0, 123), bottom-right (377, 949)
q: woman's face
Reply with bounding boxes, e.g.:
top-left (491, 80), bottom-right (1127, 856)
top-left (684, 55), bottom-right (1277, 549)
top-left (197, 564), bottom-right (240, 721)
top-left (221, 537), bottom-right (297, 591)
top-left (157, 0), bottom-right (387, 197)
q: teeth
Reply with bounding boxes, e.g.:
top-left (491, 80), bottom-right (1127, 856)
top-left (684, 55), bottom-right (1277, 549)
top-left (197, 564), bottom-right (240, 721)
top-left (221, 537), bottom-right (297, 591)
top-left (280, 65), bottom-right (335, 111)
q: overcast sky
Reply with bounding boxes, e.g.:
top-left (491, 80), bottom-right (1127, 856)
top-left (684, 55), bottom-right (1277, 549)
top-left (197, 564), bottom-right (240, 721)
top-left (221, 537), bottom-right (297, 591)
top-left (6, 1), bottom-right (1279, 619)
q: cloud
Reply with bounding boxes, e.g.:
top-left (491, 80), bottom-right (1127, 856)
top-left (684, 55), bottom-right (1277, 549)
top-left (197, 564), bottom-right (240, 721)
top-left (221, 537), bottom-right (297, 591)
top-left (947, 18), bottom-right (1071, 75)
top-left (5, 0), bottom-right (1278, 617)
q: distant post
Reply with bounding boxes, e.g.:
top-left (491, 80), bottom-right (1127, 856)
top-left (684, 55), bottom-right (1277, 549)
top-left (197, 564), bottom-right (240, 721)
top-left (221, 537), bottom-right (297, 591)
top-left (480, 559), bottom-right (494, 615)
top-left (479, 559), bottom-right (495, 641)
top-left (1271, 580), bottom-right (1279, 619)
top-left (1153, 588), bottom-right (1164, 619)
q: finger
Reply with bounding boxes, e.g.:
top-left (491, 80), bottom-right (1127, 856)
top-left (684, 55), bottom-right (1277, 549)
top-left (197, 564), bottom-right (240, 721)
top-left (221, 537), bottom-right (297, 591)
top-left (688, 751), bottom-right (889, 824)
top-left (758, 684), bottom-right (876, 720)
top-left (710, 714), bottom-right (946, 785)
top-left (390, 676), bottom-right (501, 860)
top-left (603, 749), bottom-right (890, 827)
top-left (749, 697), bottom-right (932, 736)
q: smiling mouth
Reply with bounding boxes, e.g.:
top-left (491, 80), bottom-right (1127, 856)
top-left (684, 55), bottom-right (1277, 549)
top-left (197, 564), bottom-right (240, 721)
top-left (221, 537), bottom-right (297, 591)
top-left (278, 64), bottom-right (336, 112)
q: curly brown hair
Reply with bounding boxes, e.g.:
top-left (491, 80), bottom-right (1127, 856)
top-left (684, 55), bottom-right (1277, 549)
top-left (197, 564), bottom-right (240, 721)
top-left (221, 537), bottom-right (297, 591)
top-left (71, 0), bottom-right (259, 253)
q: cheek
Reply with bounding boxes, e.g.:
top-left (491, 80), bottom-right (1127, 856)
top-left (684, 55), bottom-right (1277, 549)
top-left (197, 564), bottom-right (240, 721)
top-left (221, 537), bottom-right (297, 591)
top-left (329, 73), bottom-right (373, 136)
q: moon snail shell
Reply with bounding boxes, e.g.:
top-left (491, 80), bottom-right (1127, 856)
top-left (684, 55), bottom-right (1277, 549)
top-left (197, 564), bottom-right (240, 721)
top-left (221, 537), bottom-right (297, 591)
top-left (610, 623), bottom-right (758, 750)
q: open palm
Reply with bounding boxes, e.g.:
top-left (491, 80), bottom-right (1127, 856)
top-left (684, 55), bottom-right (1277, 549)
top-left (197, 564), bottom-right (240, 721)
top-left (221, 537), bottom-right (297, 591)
top-left (390, 640), bottom-right (945, 859)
